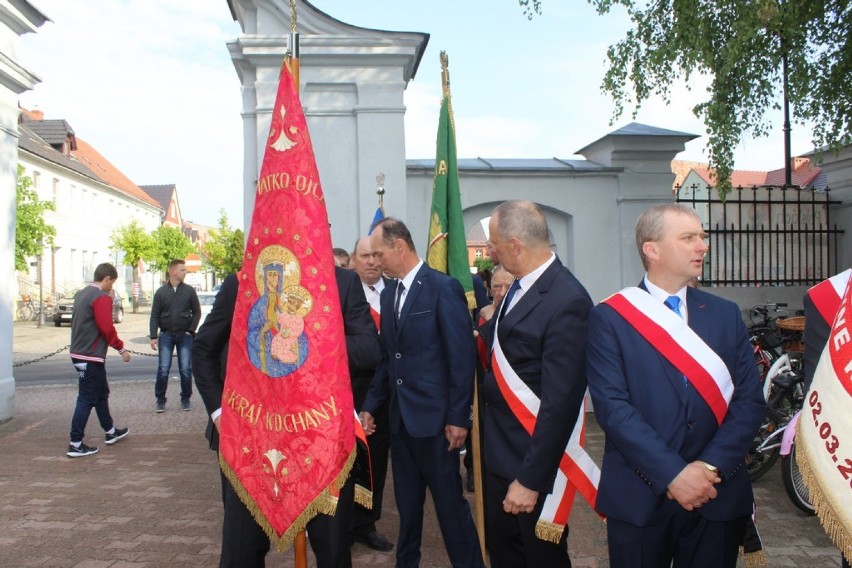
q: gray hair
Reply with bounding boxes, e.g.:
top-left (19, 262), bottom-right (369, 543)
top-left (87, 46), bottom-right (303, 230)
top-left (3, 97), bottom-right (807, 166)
top-left (491, 200), bottom-right (549, 248)
top-left (635, 204), bottom-right (701, 269)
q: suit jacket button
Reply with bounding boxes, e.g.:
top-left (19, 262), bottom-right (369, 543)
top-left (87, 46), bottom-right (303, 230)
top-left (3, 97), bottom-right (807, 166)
top-left (396, 379), bottom-right (403, 385)
top-left (687, 421), bottom-right (694, 429)
top-left (395, 353), bottom-right (401, 359)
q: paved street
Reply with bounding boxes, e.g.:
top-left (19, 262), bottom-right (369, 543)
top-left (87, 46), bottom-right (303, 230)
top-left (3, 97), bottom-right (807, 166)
top-left (3, 311), bottom-right (846, 566)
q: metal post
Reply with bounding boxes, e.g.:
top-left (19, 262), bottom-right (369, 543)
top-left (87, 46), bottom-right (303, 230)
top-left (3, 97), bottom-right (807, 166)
top-left (782, 44), bottom-right (792, 188)
top-left (37, 252), bottom-right (44, 327)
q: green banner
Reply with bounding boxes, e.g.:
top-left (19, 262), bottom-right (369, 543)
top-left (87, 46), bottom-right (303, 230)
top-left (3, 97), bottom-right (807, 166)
top-left (426, 94), bottom-right (475, 310)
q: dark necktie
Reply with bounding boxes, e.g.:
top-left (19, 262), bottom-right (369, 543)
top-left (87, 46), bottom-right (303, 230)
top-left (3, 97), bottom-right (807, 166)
top-left (394, 282), bottom-right (405, 321)
top-left (368, 285), bottom-right (376, 293)
top-left (500, 279), bottom-right (522, 320)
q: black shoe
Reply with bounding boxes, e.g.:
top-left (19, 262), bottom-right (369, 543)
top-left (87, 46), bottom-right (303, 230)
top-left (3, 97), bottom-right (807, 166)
top-left (181, 401), bottom-right (192, 411)
top-left (354, 531), bottom-right (394, 552)
top-left (155, 401), bottom-right (165, 413)
top-left (105, 427), bottom-right (129, 445)
top-left (67, 442), bottom-right (98, 458)
top-left (467, 473), bottom-right (475, 493)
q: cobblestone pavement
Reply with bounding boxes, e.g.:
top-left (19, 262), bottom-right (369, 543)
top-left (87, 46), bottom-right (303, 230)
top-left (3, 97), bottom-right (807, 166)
top-left (3, 314), bottom-right (845, 567)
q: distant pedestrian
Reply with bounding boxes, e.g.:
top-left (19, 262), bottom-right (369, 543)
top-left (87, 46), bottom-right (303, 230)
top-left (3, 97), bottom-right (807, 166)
top-left (149, 259), bottom-right (201, 412)
top-left (66, 262), bottom-right (130, 458)
top-left (334, 247), bottom-right (351, 268)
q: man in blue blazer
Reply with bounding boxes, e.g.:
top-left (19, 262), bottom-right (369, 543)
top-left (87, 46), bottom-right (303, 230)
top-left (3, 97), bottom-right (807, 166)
top-left (360, 217), bottom-right (484, 568)
top-left (481, 200), bottom-right (593, 568)
top-left (586, 204), bottom-right (765, 567)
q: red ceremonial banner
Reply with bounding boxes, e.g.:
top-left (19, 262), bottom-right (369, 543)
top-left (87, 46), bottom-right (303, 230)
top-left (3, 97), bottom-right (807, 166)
top-left (218, 58), bottom-right (355, 550)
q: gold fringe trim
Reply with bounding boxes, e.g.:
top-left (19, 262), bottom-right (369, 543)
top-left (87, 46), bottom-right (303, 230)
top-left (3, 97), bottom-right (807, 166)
top-left (797, 422), bottom-right (852, 560)
top-left (354, 484), bottom-right (373, 510)
top-left (740, 548), bottom-right (767, 568)
top-left (534, 519), bottom-right (565, 544)
top-left (219, 447), bottom-right (357, 552)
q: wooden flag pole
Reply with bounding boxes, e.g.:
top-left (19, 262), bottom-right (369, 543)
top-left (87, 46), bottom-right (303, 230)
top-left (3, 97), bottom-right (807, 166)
top-left (471, 380), bottom-right (487, 561)
top-left (287, 2), bottom-right (307, 568)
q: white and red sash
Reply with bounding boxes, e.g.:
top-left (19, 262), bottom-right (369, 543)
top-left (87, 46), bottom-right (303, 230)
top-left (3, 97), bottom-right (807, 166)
top-left (491, 328), bottom-right (602, 543)
top-left (808, 269), bottom-right (852, 327)
top-left (603, 287), bottom-right (734, 425)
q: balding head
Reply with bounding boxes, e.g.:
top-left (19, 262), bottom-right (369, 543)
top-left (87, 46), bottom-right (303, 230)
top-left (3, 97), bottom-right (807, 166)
top-left (488, 200), bottom-right (552, 277)
top-left (491, 200), bottom-right (550, 249)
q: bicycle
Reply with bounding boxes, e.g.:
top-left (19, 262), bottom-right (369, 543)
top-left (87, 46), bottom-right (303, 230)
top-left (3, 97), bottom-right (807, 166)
top-left (780, 410), bottom-right (815, 514)
top-left (747, 302), bottom-right (789, 385)
top-left (16, 295), bottom-right (34, 321)
top-left (746, 315), bottom-right (806, 481)
top-left (16, 295), bottom-right (55, 321)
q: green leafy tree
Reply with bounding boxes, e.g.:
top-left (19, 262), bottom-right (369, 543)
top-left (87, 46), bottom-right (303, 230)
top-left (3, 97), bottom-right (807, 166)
top-left (111, 220), bottom-right (157, 312)
top-left (150, 225), bottom-right (196, 273)
top-left (14, 165), bottom-right (56, 271)
top-left (523, 0), bottom-right (851, 198)
top-left (473, 258), bottom-right (495, 272)
top-left (201, 210), bottom-right (245, 280)
top-left (518, 0), bottom-right (543, 19)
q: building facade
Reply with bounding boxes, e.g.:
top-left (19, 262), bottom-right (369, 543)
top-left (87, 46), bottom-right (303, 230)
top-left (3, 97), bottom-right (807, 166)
top-left (17, 112), bottom-right (162, 306)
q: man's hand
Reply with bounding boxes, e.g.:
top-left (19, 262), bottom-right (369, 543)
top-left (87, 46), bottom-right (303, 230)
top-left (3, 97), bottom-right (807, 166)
top-left (503, 480), bottom-right (539, 515)
top-left (444, 425), bottom-right (468, 451)
top-left (666, 461), bottom-right (720, 511)
top-left (359, 411), bottom-right (376, 436)
top-left (150, 338), bottom-right (158, 351)
top-left (120, 351), bottom-right (131, 363)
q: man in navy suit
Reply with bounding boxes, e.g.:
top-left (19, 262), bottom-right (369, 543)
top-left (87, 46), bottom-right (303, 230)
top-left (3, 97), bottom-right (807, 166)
top-left (360, 217), bottom-right (484, 568)
top-left (349, 235), bottom-right (394, 552)
top-left (586, 203), bottom-right (765, 567)
top-left (481, 200), bottom-right (593, 567)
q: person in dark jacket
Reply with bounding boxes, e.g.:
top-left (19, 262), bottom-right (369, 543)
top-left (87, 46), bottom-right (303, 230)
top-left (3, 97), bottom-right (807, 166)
top-left (149, 259), bottom-right (201, 412)
top-left (192, 267), bottom-right (380, 567)
top-left (66, 263), bottom-right (131, 458)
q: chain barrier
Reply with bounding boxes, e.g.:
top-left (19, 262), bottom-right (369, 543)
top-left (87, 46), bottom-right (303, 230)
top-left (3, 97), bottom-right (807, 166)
top-left (125, 348), bottom-right (157, 357)
top-left (13, 345), bottom-right (158, 367)
top-left (13, 345), bottom-right (70, 367)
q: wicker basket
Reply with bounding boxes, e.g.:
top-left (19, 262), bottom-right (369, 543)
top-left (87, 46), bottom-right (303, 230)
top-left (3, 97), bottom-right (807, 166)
top-left (776, 316), bottom-right (805, 352)
top-left (776, 316), bottom-right (806, 331)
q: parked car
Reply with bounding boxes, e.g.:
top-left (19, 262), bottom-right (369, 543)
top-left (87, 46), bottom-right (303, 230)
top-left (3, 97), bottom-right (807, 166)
top-left (197, 291), bottom-right (217, 328)
top-left (53, 289), bottom-right (124, 327)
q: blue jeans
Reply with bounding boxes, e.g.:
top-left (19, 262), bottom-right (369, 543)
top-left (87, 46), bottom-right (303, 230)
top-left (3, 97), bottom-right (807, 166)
top-left (69, 360), bottom-right (114, 443)
top-left (155, 331), bottom-right (193, 404)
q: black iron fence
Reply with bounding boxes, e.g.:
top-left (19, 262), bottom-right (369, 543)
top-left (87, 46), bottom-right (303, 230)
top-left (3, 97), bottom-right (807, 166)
top-left (676, 184), bottom-right (844, 287)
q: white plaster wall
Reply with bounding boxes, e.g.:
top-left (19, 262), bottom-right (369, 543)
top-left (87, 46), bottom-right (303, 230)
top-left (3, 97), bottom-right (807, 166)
top-left (228, 0), bottom-right (424, 253)
top-left (0, 0), bottom-right (48, 422)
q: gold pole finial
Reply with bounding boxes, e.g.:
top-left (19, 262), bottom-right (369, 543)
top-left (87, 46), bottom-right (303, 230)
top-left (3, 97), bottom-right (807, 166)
top-left (440, 51), bottom-right (450, 97)
top-left (290, 0), bottom-right (297, 33)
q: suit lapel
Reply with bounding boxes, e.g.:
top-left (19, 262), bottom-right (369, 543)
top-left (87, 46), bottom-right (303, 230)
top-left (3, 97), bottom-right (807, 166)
top-left (396, 264), bottom-right (428, 336)
top-left (498, 260), bottom-right (560, 338)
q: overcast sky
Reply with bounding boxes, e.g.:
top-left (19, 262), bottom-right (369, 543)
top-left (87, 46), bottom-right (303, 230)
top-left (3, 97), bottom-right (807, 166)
top-left (20, 0), bottom-right (815, 228)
